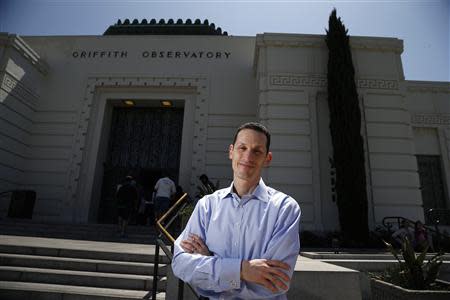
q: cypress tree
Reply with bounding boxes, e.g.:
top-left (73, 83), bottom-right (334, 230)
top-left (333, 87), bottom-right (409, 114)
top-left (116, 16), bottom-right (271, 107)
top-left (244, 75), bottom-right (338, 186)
top-left (325, 9), bottom-right (369, 243)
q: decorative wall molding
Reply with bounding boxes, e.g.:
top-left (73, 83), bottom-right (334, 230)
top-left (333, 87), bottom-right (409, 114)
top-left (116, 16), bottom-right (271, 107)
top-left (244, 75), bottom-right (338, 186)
top-left (66, 75), bottom-right (209, 211)
top-left (411, 113), bottom-right (450, 126)
top-left (268, 74), bottom-right (399, 90)
top-left (256, 38), bottom-right (325, 49)
top-left (349, 39), bottom-right (403, 54)
top-left (0, 33), bottom-right (49, 75)
top-left (0, 71), bottom-right (38, 109)
top-left (357, 78), bottom-right (398, 90)
top-left (407, 85), bottom-right (450, 94)
top-left (255, 34), bottom-right (402, 53)
top-left (270, 75), bottom-right (326, 88)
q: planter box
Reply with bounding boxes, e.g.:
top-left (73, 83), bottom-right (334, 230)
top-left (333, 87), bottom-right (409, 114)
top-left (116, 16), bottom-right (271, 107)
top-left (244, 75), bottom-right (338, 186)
top-left (371, 278), bottom-right (450, 300)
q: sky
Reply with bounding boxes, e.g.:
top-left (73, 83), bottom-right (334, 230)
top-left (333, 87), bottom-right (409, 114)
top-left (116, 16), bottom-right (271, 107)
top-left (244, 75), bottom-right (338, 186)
top-left (0, 0), bottom-right (449, 82)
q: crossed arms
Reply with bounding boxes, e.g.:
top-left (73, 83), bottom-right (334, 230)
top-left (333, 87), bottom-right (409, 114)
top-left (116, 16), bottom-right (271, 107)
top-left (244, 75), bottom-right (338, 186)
top-left (182, 233), bottom-right (291, 293)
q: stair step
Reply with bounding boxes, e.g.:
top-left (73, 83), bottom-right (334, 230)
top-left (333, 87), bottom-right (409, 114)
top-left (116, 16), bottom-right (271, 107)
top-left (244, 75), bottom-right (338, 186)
top-left (0, 219), bottom-right (157, 232)
top-left (0, 220), bottom-right (159, 244)
top-left (0, 230), bottom-right (156, 244)
top-left (0, 235), bottom-right (172, 298)
top-left (0, 253), bottom-right (167, 276)
top-left (0, 281), bottom-right (166, 300)
top-left (0, 235), bottom-right (170, 263)
top-left (0, 266), bottom-right (166, 291)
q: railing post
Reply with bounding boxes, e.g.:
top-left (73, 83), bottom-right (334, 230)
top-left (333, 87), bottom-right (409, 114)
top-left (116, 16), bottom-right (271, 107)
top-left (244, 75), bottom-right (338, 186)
top-left (178, 278), bottom-right (185, 300)
top-left (434, 220), bottom-right (442, 252)
top-left (154, 193), bottom-right (202, 300)
top-left (152, 242), bottom-right (160, 300)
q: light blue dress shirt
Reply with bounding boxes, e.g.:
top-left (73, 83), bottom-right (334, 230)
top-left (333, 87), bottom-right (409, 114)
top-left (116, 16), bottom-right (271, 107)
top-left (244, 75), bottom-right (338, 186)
top-left (172, 179), bottom-right (301, 299)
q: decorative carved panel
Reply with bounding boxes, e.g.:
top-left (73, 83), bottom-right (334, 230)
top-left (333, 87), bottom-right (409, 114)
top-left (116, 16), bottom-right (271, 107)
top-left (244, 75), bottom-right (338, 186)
top-left (268, 74), bottom-right (399, 90)
top-left (0, 71), bottom-right (38, 108)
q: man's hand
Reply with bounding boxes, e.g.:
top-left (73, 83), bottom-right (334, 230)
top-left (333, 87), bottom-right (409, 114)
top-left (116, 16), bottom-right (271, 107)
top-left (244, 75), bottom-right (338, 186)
top-left (241, 259), bottom-right (290, 293)
top-left (180, 233), bottom-right (212, 256)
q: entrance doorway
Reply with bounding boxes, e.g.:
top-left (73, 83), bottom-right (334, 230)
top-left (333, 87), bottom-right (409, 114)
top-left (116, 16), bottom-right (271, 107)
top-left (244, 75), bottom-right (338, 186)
top-left (98, 106), bottom-right (184, 224)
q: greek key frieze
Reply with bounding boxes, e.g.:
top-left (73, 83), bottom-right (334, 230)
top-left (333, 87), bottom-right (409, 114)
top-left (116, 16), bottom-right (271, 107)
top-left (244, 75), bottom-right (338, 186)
top-left (357, 79), bottom-right (398, 90)
top-left (1, 72), bottom-right (17, 91)
top-left (269, 75), bottom-right (398, 90)
top-left (270, 75), bottom-right (326, 88)
top-left (0, 71), bottom-right (39, 105)
top-left (412, 114), bottom-right (450, 126)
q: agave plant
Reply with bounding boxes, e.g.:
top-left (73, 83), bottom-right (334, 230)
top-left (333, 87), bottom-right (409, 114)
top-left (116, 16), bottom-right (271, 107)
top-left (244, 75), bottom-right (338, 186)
top-left (379, 237), bottom-right (444, 289)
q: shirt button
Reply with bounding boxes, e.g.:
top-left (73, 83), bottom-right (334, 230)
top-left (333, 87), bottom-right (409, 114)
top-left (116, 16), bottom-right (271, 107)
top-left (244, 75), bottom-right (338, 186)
top-left (234, 242), bottom-right (238, 246)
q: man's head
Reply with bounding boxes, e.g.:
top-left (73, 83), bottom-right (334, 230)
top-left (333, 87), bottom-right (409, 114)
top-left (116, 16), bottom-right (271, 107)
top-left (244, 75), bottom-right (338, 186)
top-left (199, 174), bottom-right (209, 184)
top-left (229, 122), bottom-right (272, 184)
top-left (232, 122), bottom-right (271, 153)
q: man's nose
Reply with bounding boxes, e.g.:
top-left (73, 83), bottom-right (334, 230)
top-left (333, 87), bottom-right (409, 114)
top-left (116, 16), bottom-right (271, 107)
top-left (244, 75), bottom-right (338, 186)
top-left (242, 150), bottom-right (254, 161)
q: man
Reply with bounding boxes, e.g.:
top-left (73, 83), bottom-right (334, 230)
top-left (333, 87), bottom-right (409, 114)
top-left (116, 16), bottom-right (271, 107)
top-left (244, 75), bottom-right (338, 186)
top-left (153, 173), bottom-right (176, 219)
top-left (198, 173), bottom-right (217, 198)
top-left (116, 175), bottom-right (138, 237)
top-left (172, 122), bottom-right (301, 299)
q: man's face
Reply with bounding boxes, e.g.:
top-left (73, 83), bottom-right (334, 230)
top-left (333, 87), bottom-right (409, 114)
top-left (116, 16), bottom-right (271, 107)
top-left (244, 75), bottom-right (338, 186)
top-left (229, 129), bottom-right (272, 183)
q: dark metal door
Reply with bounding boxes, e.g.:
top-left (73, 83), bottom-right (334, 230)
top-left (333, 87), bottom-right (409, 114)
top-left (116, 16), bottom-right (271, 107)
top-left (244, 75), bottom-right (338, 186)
top-left (98, 107), bottom-right (184, 224)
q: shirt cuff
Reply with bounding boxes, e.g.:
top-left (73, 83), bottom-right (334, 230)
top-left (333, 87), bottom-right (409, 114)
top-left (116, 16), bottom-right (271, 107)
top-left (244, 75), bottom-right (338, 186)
top-left (219, 258), bottom-right (241, 290)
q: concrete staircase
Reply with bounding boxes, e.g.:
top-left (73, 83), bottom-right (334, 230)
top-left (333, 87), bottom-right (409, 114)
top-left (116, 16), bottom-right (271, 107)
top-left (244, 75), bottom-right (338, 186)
top-left (0, 219), bottom-right (158, 244)
top-left (0, 235), bottom-right (169, 300)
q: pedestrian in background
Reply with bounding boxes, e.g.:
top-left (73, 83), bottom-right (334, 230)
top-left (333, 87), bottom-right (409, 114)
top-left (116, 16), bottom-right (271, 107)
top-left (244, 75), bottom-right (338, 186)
top-left (153, 173), bottom-right (176, 220)
top-left (116, 175), bottom-right (138, 237)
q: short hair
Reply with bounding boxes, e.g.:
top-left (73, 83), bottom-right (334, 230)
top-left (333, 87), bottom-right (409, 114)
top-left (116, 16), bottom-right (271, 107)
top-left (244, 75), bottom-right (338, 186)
top-left (232, 122), bottom-right (271, 153)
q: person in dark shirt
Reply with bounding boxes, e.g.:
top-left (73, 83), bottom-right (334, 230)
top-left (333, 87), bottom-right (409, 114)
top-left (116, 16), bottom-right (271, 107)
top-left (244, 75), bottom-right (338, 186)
top-left (116, 175), bottom-right (138, 237)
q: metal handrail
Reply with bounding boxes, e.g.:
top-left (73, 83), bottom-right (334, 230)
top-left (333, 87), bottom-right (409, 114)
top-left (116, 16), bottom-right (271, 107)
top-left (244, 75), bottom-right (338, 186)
top-left (382, 216), bottom-right (438, 235)
top-left (155, 192), bottom-right (188, 244)
top-left (382, 215), bottom-right (449, 251)
top-left (152, 193), bottom-right (201, 300)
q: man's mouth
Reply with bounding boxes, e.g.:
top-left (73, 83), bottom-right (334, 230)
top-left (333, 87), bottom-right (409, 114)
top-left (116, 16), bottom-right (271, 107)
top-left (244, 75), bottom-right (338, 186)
top-left (239, 162), bottom-right (254, 168)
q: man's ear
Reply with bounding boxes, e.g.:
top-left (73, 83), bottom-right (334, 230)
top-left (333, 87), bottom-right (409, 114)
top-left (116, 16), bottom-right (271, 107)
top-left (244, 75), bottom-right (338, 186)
top-left (264, 151), bottom-right (273, 167)
top-left (228, 144), bottom-right (234, 160)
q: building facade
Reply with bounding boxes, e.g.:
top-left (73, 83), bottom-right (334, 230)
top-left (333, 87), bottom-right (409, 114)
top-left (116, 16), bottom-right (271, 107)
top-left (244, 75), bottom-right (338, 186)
top-left (0, 22), bottom-right (449, 231)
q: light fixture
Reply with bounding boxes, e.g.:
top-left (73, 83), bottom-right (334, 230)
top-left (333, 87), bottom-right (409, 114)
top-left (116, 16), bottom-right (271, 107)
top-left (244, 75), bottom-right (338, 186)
top-left (161, 100), bottom-right (172, 107)
top-left (123, 100), bottom-right (135, 106)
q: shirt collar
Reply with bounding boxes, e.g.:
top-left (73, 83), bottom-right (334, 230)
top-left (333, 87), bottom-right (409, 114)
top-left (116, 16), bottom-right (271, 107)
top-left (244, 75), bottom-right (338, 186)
top-left (221, 178), bottom-right (269, 203)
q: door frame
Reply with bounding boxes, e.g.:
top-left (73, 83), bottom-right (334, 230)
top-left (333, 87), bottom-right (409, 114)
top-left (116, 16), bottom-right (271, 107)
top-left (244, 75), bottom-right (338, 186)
top-left (69, 76), bottom-right (209, 223)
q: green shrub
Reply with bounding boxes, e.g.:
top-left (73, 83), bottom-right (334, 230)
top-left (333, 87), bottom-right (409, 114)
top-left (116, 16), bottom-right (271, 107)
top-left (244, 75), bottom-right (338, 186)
top-left (375, 237), bottom-right (444, 290)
